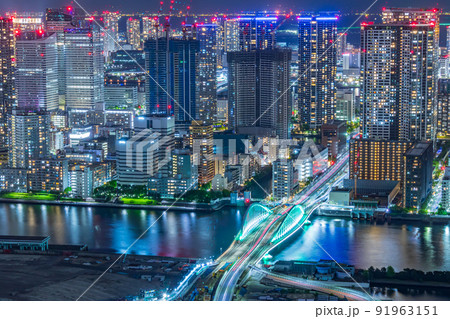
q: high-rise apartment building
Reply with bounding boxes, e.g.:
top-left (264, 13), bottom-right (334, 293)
top-left (144, 38), bottom-right (199, 123)
top-left (64, 26), bottom-right (104, 111)
top-left (403, 142), bottom-right (433, 209)
top-left (0, 17), bottom-right (16, 150)
top-left (189, 123), bottom-right (214, 185)
top-left (238, 16), bottom-right (278, 51)
top-left (447, 26), bottom-right (450, 53)
top-left (438, 55), bottom-right (449, 79)
top-left (272, 159), bottom-right (296, 201)
top-left (8, 110), bottom-right (50, 169)
top-left (102, 11), bottom-right (120, 56)
top-left (142, 16), bottom-right (161, 41)
top-left (361, 22), bottom-right (437, 141)
top-left (117, 116), bottom-right (175, 185)
top-left (298, 14), bottom-right (337, 129)
top-left (16, 32), bottom-right (58, 112)
top-left (228, 49), bottom-right (291, 139)
top-left (224, 19), bottom-right (240, 52)
top-left (349, 138), bottom-right (414, 184)
top-left (442, 167), bottom-right (450, 211)
top-left (437, 79), bottom-right (450, 137)
top-left (127, 18), bottom-right (141, 50)
top-left (28, 158), bottom-right (68, 193)
top-left (183, 24), bottom-right (217, 123)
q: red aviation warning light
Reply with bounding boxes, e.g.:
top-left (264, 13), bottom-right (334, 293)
top-left (67, 6), bottom-right (73, 12)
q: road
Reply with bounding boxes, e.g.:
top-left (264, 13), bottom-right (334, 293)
top-left (251, 267), bottom-right (374, 301)
top-left (213, 154), bottom-right (349, 300)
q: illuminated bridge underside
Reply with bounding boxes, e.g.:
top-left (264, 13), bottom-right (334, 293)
top-left (271, 205), bottom-right (307, 243)
top-left (239, 203), bottom-right (273, 240)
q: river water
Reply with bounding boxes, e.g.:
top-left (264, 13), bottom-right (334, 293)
top-left (1, 203), bottom-right (450, 273)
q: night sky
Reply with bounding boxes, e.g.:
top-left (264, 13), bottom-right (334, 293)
top-left (0, 0), bottom-right (447, 14)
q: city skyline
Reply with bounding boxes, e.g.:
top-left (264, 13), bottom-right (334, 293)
top-left (1, 1), bottom-right (450, 305)
top-left (0, 0), bottom-right (448, 14)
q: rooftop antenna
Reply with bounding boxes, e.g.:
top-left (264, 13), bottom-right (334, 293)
top-left (164, 0), bottom-right (175, 40)
top-left (182, 5), bottom-right (190, 40)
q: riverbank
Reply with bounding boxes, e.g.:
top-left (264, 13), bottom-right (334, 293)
top-left (0, 197), bottom-right (237, 212)
top-left (315, 209), bottom-right (450, 225)
top-left (371, 279), bottom-right (450, 290)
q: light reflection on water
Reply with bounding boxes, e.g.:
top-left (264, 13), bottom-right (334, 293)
top-left (0, 203), bottom-right (243, 258)
top-left (1, 204), bottom-right (450, 272)
top-left (273, 216), bottom-right (450, 272)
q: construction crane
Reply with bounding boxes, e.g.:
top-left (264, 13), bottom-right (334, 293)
top-left (182, 5), bottom-right (191, 39)
top-left (270, 13), bottom-right (292, 48)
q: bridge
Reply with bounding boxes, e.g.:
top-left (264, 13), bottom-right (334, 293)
top-left (169, 151), bottom-right (374, 301)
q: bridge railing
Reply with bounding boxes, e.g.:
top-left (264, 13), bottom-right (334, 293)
top-left (239, 203), bottom-right (273, 240)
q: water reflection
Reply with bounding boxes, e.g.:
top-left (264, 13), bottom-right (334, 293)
top-left (0, 203), bottom-right (243, 259)
top-left (273, 216), bottom-right (450, 272)
top-left (1, 204), bottom-right (450, 272)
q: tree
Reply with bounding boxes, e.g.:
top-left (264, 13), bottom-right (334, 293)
top-left (386, 266), bottom-right (395, 278)
top-left (63, 187), bottom-right (72, 195)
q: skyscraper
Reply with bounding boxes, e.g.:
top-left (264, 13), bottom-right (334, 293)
top-left (45, 8), bottom-right (72, 107)
top-left (360, 22), bottom-right (436, 141)
top-left (238, 16), bottom-right (278, 51)
top-left (189, 123), bottom-right (214, 185)
top-left (102, 11), bottom-right (120, 56)
top-left (8, 110), bottom-right (50, 169)
top-left (15, 31), bottom-right (58, 112)
top-left (224, 19), bottom-right (240, 52)
top-left (298, 14), bottom-right (337, 129)
top-left (64, 26), bottom-right (104, 112)
top-left (228, 49), bottom-right (291, 139)
top-left (447, 26), bottom-right (450, 53)
top-left (144, 38), bottom-right (199, 123)
top-left (127, 18), bottom-right (141, 50)
top-left (437, 79), bottom-right (450, 137)
top-left (142, 16), bottom-right (161, 41)
top-left (184, 24), bottom-right (217, 123)
top-left (0, 17), bottom-right (16, 150)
